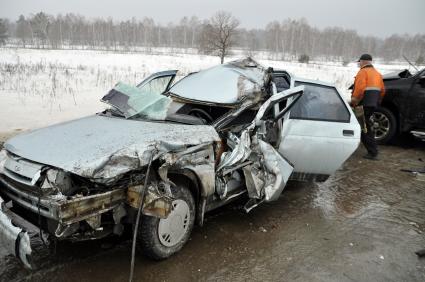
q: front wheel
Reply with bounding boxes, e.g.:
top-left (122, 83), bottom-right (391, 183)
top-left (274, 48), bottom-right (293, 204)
top-left (371, 107), bottom-right (397, 144)
top-left (137, 183), bottom-right (195, 260)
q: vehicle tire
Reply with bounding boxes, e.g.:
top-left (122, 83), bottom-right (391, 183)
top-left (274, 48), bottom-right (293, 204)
top-left (137, 183), bottom-right (195, 260)
top-left (371, 107), bottom-right (397, 144)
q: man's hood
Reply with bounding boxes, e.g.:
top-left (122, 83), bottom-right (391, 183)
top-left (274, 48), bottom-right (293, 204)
top-left (4, 115), bottom-right (219, 183)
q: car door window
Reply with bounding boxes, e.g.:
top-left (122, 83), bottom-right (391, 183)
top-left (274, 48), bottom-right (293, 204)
top-left (290, 81), bottom-right (350, 122)
top-left (137, 75), bottom-right (175, 95)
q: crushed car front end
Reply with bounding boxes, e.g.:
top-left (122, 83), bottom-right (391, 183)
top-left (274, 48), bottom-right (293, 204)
top-left (0, 115), bottom-right (220, 269)
top-left (0, 147), bottom-right (136, 269)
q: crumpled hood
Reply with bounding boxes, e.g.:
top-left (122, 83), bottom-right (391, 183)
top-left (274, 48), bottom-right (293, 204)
top-left (4, 115), bottom-right (220, 183)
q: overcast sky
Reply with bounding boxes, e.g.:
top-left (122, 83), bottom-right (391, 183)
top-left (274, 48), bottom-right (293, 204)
top-left (1, 0), bottom-right (424, 38)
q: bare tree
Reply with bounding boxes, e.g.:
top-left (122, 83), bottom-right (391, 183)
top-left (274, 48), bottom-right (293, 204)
top-left (16, 15), bottom-right (31, 47)
top-left (3, 12), bottom-right (424, 61)
top-left (204, 11), bottom-right (239, 64)
top-left (0, 19), bottom-right (9, 45)
top-left (30, 12), bottom-right (51, 48)
top-left (189, 16), bottom-right (200, 48)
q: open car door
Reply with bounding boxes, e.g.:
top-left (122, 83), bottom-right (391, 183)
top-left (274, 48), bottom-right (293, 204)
top-left (278, 81), bottom-right (360, 181)
top-left (216, 86), bottom-right (304, 211)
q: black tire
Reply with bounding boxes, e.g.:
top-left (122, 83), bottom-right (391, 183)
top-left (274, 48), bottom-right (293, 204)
top-left (372, 107), bottom-right (397, 144)
top-left (137, 183), bottom-right (195, 260)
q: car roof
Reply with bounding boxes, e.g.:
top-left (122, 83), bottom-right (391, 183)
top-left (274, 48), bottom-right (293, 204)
top-left (292, 76), bottom-right (336, 88)
top-left (272, 69), bottom-right (336, 88)
top-left (169, 58), bottom-right (268, 105)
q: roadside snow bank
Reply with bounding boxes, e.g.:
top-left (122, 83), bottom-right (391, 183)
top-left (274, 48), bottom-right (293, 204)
top-left (0, 48), bottom-right (405, 133)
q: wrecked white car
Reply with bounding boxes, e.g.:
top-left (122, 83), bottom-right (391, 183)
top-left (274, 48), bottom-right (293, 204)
top-left (0, 58), bottom-right (360, 269)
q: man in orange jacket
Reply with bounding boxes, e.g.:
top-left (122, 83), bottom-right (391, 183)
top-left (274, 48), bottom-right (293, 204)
top-left (351, 54), bottom-right (385, 160)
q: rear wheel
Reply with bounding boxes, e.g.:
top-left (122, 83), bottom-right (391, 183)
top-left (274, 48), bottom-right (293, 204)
top-left (137, 183), bottom-right (195, 260)
top-left (371, 107), bottom-right (397, 144)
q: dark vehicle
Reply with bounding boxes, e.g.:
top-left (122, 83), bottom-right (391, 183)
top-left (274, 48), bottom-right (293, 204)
top-left (372, 68), bottom-right (425, 143)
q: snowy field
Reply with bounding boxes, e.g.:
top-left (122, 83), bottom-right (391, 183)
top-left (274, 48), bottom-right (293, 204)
top-left (0, 47), bottom-right (408, 133)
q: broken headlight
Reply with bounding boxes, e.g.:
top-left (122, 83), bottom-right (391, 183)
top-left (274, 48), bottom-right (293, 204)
top-left (0, 149), bottom-right (6, 174)
top-left (40, 169), bottom-right (73, 196)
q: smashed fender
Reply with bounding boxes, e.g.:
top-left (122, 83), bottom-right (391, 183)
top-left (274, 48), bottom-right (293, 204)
top-left (0, 197), bottom-right (32, 269)
top-left (159, 143), bottom-right (217, 198)
top-left (257, 140), bottom-right (293, 201)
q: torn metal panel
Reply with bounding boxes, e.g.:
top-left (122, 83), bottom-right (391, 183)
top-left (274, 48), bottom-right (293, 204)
top-left (142, 189), bottom-right (172, 219)
top-left (216, 170), bottom-right (245, 199)
top-left (0, 177), bottom-right (126, 226)
top-left (0, 149), bottom-right (6, 173)
top-left (257, 140), bottom-right (294, 201)
top-left (85, 214), bottom-right (101, 230)
top-left (217, 131), bottom-right (251, 171)
top-left (184, 164), bottom-right (216, 197)
top-left (4, 115), bottom-right (220, 184)
top-left (40, 169), bottom-right (73, 196)
top-left (0, 197), bottom-right (32, 269)
top-left (56, 189), bottom-right (126, 224)
top-left (242, 164), bottom-right (265, 199)
top-left (215, 84), bottom-right (300, 205)
top-left (159, 143), bottom-right (217, 198)
top-left (127, 184), bottom-right (172, 219)
top-left (212, 99), bottom-right (257, 131)
top-left (218, 132), bottom-right (293, 204)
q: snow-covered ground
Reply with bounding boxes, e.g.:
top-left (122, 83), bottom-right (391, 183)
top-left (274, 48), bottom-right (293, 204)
top-left (0, 47), bottom-right (408, 133)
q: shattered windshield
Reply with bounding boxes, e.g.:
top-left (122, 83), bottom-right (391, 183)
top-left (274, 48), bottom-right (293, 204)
top-left (101, 82), bottom-right (172, 120)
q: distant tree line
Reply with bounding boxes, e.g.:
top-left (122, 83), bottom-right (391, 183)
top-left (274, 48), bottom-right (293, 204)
top-left (0, 12), bottom-right (424, 63)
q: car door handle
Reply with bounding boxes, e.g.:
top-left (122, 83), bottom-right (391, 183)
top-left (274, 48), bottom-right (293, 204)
top-left (343, 130), bottom-right (354, 136)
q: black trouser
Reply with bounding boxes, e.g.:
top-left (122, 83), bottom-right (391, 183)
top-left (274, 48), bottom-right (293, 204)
top-left (361, 106), bottom-right (378, 156)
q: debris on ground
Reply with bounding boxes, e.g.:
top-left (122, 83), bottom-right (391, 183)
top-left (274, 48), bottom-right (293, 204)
top-left (409, 222), bottom-right (420, 228)
top-left (400, 167), bottom-right (425, 174)
top-left (259, 227), bottom-right (267, 233)
top-left (415, 249), bottom-right (425, 258)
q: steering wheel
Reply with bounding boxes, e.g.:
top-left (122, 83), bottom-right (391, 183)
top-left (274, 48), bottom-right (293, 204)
top-left (188, 108), bottom-right (214, 124)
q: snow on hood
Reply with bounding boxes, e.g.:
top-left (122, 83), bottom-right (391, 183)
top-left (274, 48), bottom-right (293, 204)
top-left (4, 115), bottom-right (220, 183)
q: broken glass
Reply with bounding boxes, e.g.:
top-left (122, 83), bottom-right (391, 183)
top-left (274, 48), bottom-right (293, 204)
top-left (101, 82), bottom-right (172, 120)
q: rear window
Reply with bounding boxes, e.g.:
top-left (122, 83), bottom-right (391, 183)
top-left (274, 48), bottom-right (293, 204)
top-left (290, 82), bottom-right (350, 122)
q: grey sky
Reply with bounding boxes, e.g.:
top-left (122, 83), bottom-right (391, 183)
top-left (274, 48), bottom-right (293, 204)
top-left (0, 0), bottom-right (424, 38)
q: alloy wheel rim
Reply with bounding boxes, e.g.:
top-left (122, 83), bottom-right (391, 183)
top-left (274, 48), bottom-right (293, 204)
top-left (371, 112), bottom-right (390, 140)
top-left (158, 199), bottom-right (190, 247)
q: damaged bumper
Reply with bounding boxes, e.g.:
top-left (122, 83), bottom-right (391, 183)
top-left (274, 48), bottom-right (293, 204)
top-left (0, 196), bottom-right (45, 269)
top-left (0, 174), bottom-right (126, 224)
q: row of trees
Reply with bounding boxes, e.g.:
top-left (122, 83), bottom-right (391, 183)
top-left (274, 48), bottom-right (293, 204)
top-left (0, 12), bottom-right (424, 63)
